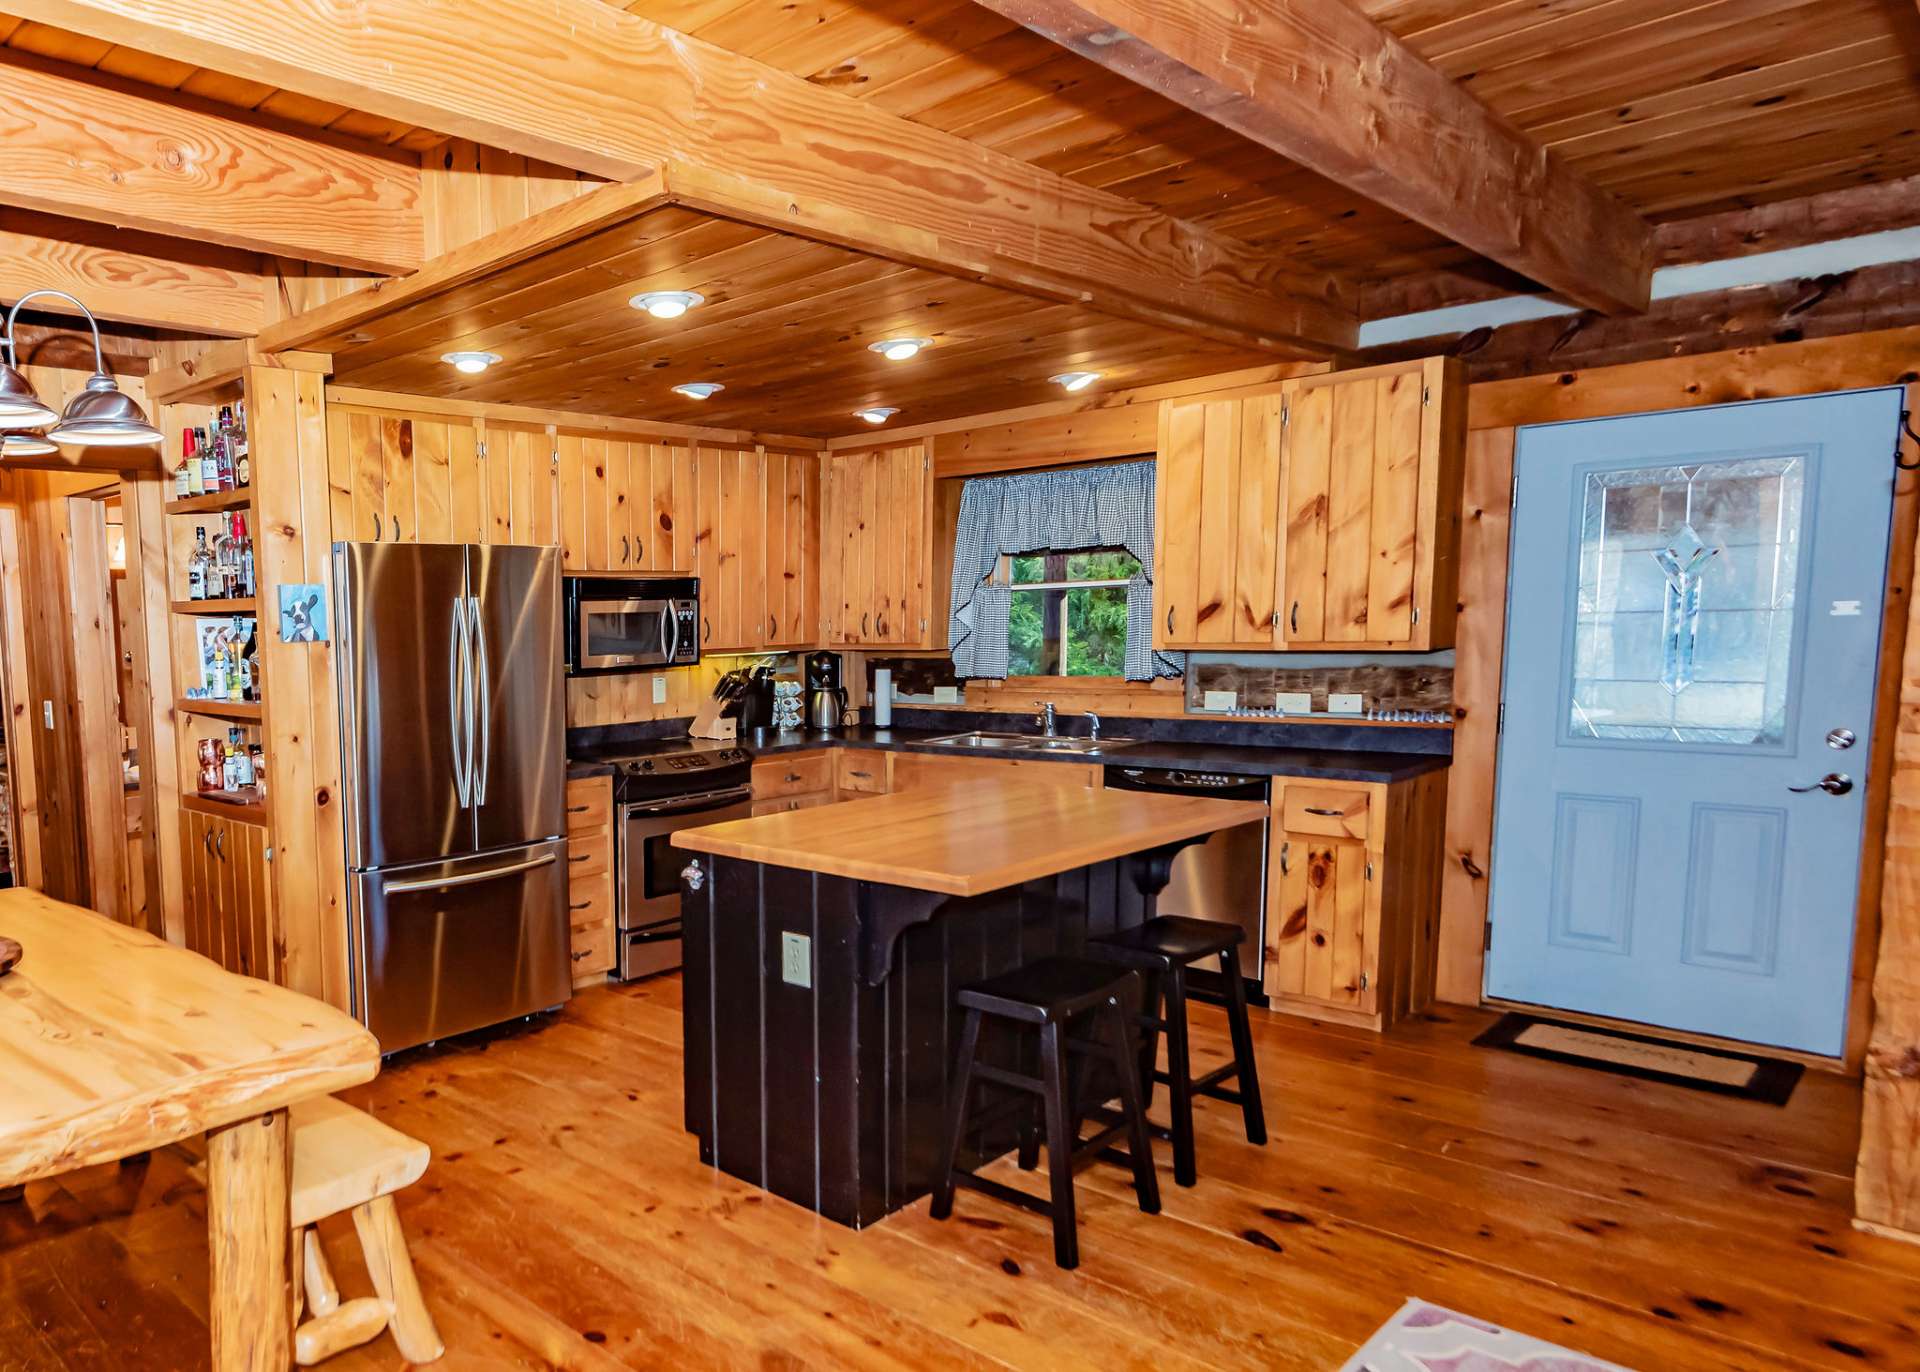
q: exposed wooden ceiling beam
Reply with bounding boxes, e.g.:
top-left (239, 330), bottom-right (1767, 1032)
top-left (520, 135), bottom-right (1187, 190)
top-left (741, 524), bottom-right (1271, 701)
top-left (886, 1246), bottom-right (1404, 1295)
top-left (0, 50), bottom-right (421, 275)
top-left (4, 0), bottom-right (1356, 356)
top-left (968, 0), bottom-right (1655, 317)
top-left (0, 209), bottom-right (268, 336)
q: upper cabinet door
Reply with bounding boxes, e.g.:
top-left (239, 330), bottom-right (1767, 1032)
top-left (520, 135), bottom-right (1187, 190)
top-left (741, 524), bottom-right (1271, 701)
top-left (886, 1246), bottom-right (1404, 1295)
top-left (761, 451), bottom-right (821, 648)
top-left (1281, 357), bottom-right (1463, 651)
top-left (1153, 394), bottom-right (1285, 650)
top-left (822, 444), bottom-right (932, 648)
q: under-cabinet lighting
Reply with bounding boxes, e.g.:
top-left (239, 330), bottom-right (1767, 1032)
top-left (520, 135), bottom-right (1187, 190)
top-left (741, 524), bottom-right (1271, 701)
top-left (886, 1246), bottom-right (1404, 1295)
top-left (854, 407), bottom-right (898, 425)
top-left (441, 351), bottom-right (501, 375)
top-left (630, 290), bottom-right (705, 319)
top-left (673, 382), bottom-right (724, 400)
top-left (869, 338), bottom-right (931, 362)
top-left (1049, 371), bottom-right (1102, 393)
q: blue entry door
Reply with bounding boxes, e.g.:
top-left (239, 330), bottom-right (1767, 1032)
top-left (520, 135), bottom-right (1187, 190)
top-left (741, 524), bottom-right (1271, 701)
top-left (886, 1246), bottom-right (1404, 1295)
top-left (1487, 388), bottom-right (1902, 1055)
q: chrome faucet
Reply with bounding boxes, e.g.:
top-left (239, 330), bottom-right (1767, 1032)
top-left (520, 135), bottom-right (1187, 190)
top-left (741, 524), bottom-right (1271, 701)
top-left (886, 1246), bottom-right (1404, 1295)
top-left (1084, 710), bottom-right (1101, 742)
top-left (1037, 700), bottom-right (1057, 736)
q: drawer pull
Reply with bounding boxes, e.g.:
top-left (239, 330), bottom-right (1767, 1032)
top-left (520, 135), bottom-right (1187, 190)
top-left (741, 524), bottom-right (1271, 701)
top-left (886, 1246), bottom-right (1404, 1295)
top-left (1304, 806), bottom-right (1346, 817)
top-left (849, 770), bottom-right (872, 779)
top-left (569, 900), bottom-right (591, 911)
top-left (571, 947), bottom-right (592, 962)
top-left (568, 852), bottom-right (590, 864)
top-left (566, 803), bottom-right (591, 814)
top-left (784, 772), bottom-right (803, 783)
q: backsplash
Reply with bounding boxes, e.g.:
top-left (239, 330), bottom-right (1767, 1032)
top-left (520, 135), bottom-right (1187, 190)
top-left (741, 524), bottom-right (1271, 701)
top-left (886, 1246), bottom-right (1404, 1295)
top-left (1185, 658), bottom-right (1453, 719)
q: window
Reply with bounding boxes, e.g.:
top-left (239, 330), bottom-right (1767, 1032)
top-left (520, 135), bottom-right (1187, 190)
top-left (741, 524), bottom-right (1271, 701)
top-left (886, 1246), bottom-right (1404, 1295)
top-left (1000, 548), bottom-right (1140, 677)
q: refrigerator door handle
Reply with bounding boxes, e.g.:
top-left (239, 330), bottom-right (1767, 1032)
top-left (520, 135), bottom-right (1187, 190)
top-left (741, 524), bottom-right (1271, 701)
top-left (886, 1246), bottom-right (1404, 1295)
top-left (381, 850), bottom-right (557, 896)
top-left (469, 594), bottom-right (492, 802)
top-left (448, 595), bottom-right (471, 808)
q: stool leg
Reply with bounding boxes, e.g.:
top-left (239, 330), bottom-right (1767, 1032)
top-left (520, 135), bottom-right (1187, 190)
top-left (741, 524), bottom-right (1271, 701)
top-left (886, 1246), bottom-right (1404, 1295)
top-left (352, 1194), bottom-right (444, 1364)
top-left (1037, 1020), bottom-right (1079, 1270)
top-left (1016, 1029), bottom-right (1040, 1171)
top-left (1101, 999), bottom-right (1160, 1216)
top-left (931, 1009), bottom-right (983, 1219)
top-left (1133, 966), bottom-right (1164, 1117)
top-left (1220, 944), bottom-right (1267, 1146)
top-left (1163, 967), bottom-right (1198, 1188)
top-left (303, 1227), bottom-right (340, 1317)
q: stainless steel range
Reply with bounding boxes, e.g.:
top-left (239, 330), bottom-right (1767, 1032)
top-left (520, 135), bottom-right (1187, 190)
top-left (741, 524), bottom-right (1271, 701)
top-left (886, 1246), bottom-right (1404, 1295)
top-left (574, 738), bottom-right (753, 981)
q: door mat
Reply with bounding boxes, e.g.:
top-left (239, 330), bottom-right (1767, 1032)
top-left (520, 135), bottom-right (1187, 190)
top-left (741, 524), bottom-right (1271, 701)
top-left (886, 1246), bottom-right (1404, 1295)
top-left (1342, 1298), bottom-right (1634, 1371)
top-left (1473, 1012), bottom-right (1802, 1106)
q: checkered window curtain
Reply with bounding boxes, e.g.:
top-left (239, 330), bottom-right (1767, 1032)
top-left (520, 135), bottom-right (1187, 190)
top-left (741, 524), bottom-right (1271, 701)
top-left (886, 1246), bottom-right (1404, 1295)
top-left (946, 461), bottom-right (1182, 682)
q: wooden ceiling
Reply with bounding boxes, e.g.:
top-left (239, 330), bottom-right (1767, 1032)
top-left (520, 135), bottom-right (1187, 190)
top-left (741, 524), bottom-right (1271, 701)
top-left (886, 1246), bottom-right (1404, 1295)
top-left (1, 0), bottom-right (1916, 311)
top-left (313, 199), bottom-right (1269, 437)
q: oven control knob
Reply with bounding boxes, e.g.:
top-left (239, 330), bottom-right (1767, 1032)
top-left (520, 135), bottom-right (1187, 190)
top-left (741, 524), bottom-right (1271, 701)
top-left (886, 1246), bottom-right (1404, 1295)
top-left (642, 760), bottom-right (655, 771)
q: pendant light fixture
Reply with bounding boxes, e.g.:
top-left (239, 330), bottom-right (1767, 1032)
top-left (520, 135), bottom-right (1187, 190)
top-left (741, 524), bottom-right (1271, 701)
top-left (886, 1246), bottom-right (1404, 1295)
top-left (0, 432), bottom-right (57, 458)
top-left (1, 291), bottom-right (161, 446)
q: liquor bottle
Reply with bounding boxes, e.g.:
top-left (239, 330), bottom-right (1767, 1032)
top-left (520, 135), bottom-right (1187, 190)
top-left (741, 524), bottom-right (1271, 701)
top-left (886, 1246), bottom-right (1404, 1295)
top-left (175, 428), bottom-right (197, 498)
top-left (241, 618), bottom-right (259, 702)
top-left (213, 408), bottom-right (236, 491)
top-left (211, 518), bottom-right (234, 600)
top-left (187, 527), bottom-right (212, 601)
top-left (207, 624), bottom-right (230, 702)
top-left (194, 427), bottom-right (213, 494)
top-left (230, 617), bottom-right (251, 702)
top-left (232, 400), bottom-right (251, 488)
top-left (235, 513), bottom-right (256, 598)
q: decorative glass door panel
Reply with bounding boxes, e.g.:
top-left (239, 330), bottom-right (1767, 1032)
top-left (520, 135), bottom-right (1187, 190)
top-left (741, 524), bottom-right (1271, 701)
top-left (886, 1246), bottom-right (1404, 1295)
top-left (1569, 456), bottom-right (1804, 747)
top-left (1489, 390), bottom-right (1900, 1056)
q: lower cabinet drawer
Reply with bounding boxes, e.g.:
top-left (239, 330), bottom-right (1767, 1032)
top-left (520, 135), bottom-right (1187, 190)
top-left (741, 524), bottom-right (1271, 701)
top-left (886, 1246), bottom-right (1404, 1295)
top-left (753, 791), bottom-right (835, 816)
top-left (565, 775), bottom-right (613, 833)
top-left (836, 752), bottom-right (890, 794)
top-left (566, 872), bottom-right (613, 930)
top-left (753, 751), bottom-right (834, 799)
top-left (569, 919), bottom-right (615, 979)
top-left (1281, 787), bottom-right (1370, 840)
top-left (566, 827), bottom-right (611, 879)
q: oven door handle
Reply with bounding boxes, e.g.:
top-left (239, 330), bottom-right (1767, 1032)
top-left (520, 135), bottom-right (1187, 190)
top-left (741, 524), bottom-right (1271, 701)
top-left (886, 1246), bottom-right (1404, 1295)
top-left (622, 787), bottom-right (752, 818)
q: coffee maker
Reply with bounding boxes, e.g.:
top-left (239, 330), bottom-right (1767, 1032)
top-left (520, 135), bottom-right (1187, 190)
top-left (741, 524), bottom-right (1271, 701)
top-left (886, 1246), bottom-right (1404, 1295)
top-left (805, 651), bottom-right (848, 731)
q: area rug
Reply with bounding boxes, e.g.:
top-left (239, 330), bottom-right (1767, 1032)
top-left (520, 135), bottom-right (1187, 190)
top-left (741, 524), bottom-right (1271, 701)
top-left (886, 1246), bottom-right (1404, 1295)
top-left (1472, 1012), bottom-right (1802, 1105)
top-left (1341, 1299), bottom-right (1634, 1371)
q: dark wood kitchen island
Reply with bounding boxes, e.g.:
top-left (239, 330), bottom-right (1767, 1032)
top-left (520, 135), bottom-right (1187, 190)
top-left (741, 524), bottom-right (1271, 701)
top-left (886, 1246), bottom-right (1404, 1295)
top-left (671, 779), bottom-right (1268, 1227)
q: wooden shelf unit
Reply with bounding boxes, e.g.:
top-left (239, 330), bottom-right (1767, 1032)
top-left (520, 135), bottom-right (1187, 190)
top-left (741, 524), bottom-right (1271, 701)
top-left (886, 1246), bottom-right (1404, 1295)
top-left (165, 487), bottom-right (253, 516)
top-left (171, 597), bottom-right (258, 616)
top-left (179, 789), bottom-right (270, 824)
top-left (176, 697), bottom-right (263, 723)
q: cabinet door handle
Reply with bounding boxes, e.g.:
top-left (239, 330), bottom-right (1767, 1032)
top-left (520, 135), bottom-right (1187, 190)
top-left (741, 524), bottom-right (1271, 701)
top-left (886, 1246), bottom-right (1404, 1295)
top-left (204, 830), bottom-right (214, 856)
top-left (215, 828), bottom-right (226, 860)
top-left (703, 616), bottom-right (712, 643)
top-left (1279, 841), bottom-right (1289, 875)
top-left (861, 612), bottom-right (870, 637)
top-left (1290, 601), bottom-right (1299, 635)
top-left (769, 613), bottom-right (776, 639)
top-left (1304, 806), bottom-right (1345, 817)
top-left (1165, 605), bottom-right (1174, 635)
top-left (621, 535), bottom-right (630, 564)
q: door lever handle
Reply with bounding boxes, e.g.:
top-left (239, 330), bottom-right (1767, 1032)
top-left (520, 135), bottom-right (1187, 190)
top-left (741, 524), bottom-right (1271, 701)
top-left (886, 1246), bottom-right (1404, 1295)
top-left (1789, 772), bottom-right (1853, 796)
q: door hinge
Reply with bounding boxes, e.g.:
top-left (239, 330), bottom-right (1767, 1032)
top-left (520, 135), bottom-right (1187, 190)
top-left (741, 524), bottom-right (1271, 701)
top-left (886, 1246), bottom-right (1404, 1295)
top-left (476, 441), bottom-right (489, 461)
top-left (1411, 606), bottom-right (1420, 626)
top-left (551, 448), bottom-right (560, 471)
top-left (1483, 922), bottom-right (1494, 951)
top-left (1280, 398), bottom-right (1291, 432)
top-left (1359, 971), bottom-right (1370, 990)
top-left (1365, 860), bottom-right (1374, 881)
top-left (1422, 384), bottom-right (1432, 407)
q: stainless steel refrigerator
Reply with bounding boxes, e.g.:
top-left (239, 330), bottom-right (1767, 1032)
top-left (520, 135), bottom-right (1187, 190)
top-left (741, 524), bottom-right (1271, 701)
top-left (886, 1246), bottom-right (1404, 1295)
top-left (334, 541), bottom-right (570, 1052)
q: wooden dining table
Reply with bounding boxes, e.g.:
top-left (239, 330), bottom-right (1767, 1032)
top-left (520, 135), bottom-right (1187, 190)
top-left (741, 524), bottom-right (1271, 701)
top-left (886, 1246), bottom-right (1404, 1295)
top-left (0, 888), bottom-right (380, 1370)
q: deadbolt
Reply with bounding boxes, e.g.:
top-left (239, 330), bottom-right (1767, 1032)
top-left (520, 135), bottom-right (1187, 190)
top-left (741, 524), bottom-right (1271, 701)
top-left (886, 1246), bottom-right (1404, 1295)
top-left (1788, 772), bottom-right (1853, 796)
top-left (1826, 727), bottom-right (1857, 750)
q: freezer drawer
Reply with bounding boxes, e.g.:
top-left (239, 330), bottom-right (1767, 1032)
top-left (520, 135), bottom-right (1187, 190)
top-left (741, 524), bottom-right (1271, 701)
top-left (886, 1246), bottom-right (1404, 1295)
top-left (350, 838), bottom-right (571, 1052)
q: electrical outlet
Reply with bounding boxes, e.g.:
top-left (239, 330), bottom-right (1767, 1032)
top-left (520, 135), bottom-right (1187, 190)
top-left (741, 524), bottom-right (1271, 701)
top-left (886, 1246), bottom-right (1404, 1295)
top-left (652, 674), bottom-right (668, 705)
top-left (781, 931), bottom-right (812, 988)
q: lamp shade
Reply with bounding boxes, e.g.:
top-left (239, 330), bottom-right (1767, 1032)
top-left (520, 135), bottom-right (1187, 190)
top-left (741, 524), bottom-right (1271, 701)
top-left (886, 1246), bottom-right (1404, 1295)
top-left (1, 431), bottom-right (57, 458)
top-left (47, 374), bottom-right (161, 447)
top-left (0, 362), bottom-right (57, 430)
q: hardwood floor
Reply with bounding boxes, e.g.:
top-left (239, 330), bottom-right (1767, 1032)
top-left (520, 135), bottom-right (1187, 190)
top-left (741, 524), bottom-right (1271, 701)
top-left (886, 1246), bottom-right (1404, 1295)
top-left (4, 976), bottom-right (1919, 1370)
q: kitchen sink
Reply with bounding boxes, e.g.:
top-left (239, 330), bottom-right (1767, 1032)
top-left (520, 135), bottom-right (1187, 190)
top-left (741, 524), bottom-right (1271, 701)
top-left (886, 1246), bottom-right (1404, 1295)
top-left (922, 731), bottom-right (1127, 755)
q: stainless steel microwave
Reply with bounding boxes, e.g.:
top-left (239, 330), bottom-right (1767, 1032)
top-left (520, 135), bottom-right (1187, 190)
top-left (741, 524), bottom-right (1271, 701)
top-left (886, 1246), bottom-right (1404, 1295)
top-left (564, 573), bottom-right (700, 674)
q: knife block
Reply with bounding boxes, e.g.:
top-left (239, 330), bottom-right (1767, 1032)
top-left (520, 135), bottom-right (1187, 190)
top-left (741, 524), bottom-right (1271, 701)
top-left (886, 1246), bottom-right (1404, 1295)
top-left (688, 695), bottom-right (738, 741)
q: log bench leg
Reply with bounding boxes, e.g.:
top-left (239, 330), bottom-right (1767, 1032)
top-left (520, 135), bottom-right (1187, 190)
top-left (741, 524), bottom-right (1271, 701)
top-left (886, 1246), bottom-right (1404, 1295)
top-left (303, 1227), bottom-right (340, 1316)
top-left (206, 1110), bottom-right (292, 1372)
top-left (352, 1194), bottom-right (444, 1363)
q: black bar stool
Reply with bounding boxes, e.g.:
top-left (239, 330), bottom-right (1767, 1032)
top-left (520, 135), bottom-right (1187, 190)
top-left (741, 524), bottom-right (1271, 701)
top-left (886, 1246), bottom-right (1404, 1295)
top-left (930, 956), bottom-right (1161, 1269)
top-left (1087, 916), bottom-right (1266, 1187)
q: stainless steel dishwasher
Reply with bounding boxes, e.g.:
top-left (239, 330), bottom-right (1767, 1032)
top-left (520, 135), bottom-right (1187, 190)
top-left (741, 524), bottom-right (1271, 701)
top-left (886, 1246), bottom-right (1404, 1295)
top-left (1102, 764), bottom-right (1270, 1004)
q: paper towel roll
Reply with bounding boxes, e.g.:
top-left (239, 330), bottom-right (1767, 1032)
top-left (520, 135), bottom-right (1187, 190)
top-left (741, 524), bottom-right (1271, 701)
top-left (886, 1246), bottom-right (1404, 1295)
top-left (873, 668), bottom-right (893, 727)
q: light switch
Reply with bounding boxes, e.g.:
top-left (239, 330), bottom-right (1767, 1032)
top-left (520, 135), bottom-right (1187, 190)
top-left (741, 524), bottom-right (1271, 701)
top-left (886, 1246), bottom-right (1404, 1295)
top-left (652, 674), bottom-right (668, 704)
top-left (781, 931), bottom-right (812, 988)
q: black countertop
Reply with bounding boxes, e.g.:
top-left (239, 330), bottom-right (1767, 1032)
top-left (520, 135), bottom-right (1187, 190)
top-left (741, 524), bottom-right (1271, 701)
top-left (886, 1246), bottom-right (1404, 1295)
top-left (582, 724), bottom-right (1450, 784)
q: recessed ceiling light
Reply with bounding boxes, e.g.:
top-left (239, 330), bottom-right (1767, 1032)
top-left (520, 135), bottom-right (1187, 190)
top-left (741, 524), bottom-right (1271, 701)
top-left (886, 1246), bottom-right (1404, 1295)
top-left (630, 290), bottom-right (706, 319)
top-left (869, 337), bottom-right (931, 362)
top-left (673, 382), bottom-right (724, 400)
top-left (441, 351), bottom-right (501, 375)
top-left (1049, 371), bottom-right (1102, 393)
top-left (0, 432), bottom-right (57, 458)
top-left (854, 407), bottom-right (899, 425)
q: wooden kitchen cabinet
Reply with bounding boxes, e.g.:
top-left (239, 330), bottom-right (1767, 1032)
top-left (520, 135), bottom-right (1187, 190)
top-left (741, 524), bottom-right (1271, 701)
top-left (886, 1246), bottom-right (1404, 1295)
top-left (564, 775), bottom-right (616, 985)
top-left (1153, 355), bottom-right (1465, 653)
top-left (1263, 770), bottom-right (1447, 1031)
top-left (178, 803), bottom-right (274, 983)
top-left (822, 443), bottom-right (935, 647)
top-left (751, 750), bottom-right (837, 814)
top-left (759, 450), bottom-right (822, 648)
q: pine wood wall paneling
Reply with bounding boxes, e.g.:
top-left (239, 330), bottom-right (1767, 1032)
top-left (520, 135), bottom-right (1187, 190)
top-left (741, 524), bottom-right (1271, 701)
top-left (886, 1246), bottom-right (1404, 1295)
top-left (119, 471), bottom-right (182, 943)
top-left (0, 505), bottom-right (41, 890)
top-left (63, 491), bottom-right (127, 924)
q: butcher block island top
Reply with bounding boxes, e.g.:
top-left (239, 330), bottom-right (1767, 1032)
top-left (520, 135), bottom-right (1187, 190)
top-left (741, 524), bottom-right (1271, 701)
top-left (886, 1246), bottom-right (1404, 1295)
top-left (0, 888), bottom-right (379, 1186)
top-left (671, 779), bottom-right (1270, 896)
